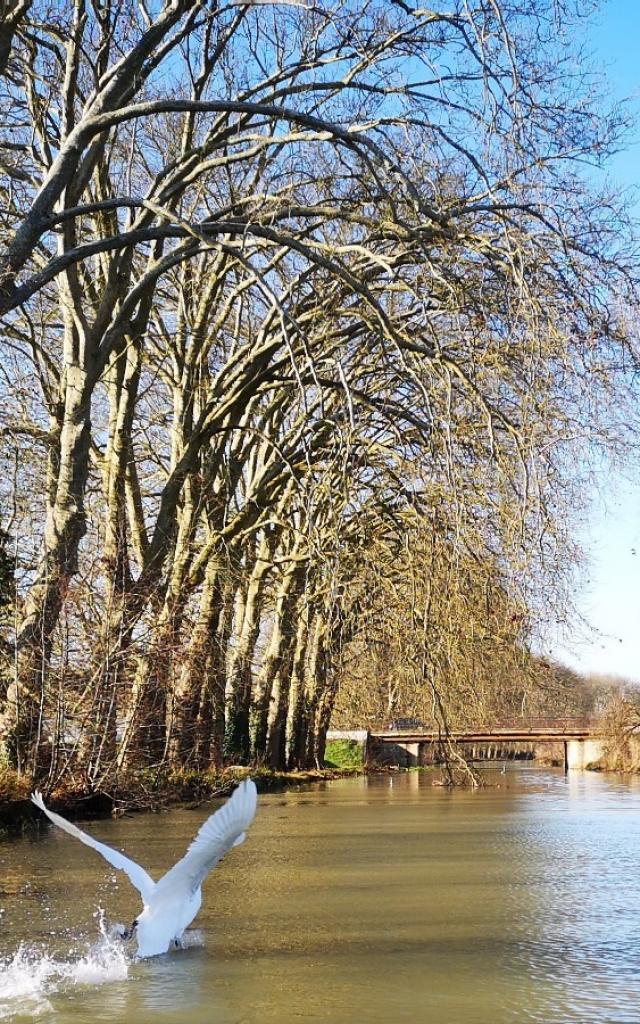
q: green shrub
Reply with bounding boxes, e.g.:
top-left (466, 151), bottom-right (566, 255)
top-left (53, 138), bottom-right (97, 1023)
top-left (324, 739), bottom-right (364, 768)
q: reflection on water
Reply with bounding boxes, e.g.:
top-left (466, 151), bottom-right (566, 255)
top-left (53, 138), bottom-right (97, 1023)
top-left (2, 768), bottom-right (640, 1022)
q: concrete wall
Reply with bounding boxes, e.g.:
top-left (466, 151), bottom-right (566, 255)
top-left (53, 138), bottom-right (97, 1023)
top-left (326, 730), bottom-right (368, 743)
top-left (565, 737), bottom-right (605, 770)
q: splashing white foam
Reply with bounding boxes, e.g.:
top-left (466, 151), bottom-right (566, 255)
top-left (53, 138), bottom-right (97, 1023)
top-left (0, 912), bottom-right (130, 1020)
top-left (0, 946), bottom-right (58, 1018)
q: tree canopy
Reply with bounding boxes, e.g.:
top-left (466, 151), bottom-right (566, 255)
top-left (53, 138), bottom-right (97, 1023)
top-left (0, 0), bottom-right (637, 788)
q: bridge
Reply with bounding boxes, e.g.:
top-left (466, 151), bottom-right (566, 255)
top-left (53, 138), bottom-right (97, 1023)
top-left (329, 719), bottom-right (605, 771)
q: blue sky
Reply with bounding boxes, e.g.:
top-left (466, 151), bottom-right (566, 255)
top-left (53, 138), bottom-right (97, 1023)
top-left (552, 0), bottom-right (640, 681)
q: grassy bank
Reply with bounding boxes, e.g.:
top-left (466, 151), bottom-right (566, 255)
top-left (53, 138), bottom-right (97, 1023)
top-left (324, 738), bottom-right (366, 769)
top-left (0, 764), bottom-right (364, 835)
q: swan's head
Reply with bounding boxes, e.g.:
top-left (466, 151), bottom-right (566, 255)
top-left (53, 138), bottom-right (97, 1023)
top-left (118, 918), bottom-right (138, 941)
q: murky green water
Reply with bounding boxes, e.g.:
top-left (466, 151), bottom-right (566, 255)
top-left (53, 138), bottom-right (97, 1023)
top-left (2, 768), bottom-right (640, 1023)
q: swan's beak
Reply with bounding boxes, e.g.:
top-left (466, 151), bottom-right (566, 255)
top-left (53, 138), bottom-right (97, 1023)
top-left (121, 919), bottom-right (138, 941)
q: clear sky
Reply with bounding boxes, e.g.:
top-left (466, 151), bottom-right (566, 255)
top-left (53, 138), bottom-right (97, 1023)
top-left (552, 0), bottom-right (640, 682)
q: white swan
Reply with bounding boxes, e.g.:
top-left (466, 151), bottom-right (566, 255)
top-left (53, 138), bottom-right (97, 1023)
top-left (31, 779), bottom-right (258, 959)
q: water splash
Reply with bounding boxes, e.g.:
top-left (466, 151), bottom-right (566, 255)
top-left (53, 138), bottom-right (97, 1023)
top-left (0, 911), bottom-right (130, 1020)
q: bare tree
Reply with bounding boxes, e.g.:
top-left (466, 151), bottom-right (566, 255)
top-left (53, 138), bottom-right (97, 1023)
top-left (0, 0), bottom-right (638, 788)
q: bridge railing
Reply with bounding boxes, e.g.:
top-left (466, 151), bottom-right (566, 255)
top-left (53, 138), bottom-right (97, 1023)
top-left (483, 717), bottom-right (596, 732)
top-left (377, 716), bottom-right (596, 734)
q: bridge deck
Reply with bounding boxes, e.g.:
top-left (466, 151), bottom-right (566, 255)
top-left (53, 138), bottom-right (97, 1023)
top-left (371, 725), bottom-right (597, 744)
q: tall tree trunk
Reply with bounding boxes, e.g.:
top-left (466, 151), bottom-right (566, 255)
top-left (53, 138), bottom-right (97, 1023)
top-left (266, 566), bottom-right (306, 770)
top-left (194, 575), bottom-right (234, 770)
top-left (117, 612), bottom-right (177, 772)
top-left (287, 605), bottom-right (328, 769)
top-left (225, 533), bottom-right (273, 764)
top-left (116, 490), bottom-right (198, 771)
top-left (313, 666), bottom-right (337, 768)
top-left (116, 348), bottom-right (207, 772)
top-left (83, 337), bottom-right (140, 784)
top-left (287, 599), bottom-right (311, 770)
top-left (250, 552), bottom-right (303, 762)
top-left (1, 362), bottom-right (93, 772)
top-left (312, 611), bottom-right (348, 767)
top-left (167, 549), bottom-right (225, 770)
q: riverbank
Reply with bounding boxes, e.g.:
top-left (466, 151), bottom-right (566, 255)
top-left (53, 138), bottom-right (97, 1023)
top-left (7, 750), bottom-right (633, 834)
top-left (586, 722), bottom-right (640, 773)
top-left (0, 764), bottom-right (364, 835)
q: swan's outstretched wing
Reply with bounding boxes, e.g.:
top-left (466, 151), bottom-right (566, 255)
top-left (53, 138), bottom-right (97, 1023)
top-left (158, 779), bottom-right (258, 893)
top-left (31, 791), bottom-right (155, 902)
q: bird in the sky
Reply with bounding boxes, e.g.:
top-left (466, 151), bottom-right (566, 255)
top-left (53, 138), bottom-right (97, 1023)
top-left (31, 778), bottom-right (258, 959)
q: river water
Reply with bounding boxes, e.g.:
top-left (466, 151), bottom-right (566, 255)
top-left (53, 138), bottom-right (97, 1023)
top-left (2, 767), bottom-right (640, 1023)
